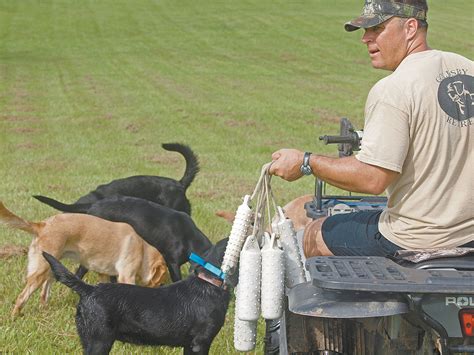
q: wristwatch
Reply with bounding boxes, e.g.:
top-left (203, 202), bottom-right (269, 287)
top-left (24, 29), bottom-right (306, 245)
top-left (300, 152), bottom-right (313, 176)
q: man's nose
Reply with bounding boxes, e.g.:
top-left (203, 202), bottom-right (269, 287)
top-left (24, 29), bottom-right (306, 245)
top-left (361, 30), bottom-right (372, 44)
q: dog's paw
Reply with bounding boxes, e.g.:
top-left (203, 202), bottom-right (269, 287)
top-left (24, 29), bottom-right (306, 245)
top-left (191, 344), bottom-right (201, 352)
top-left (11, 308), bottom-right (23, 318)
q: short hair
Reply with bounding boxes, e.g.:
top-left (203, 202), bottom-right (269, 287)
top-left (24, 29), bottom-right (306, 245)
top-left (417, 19), bottom-right (428, 29)
top-left (398, 17), bottom-right (428, 31)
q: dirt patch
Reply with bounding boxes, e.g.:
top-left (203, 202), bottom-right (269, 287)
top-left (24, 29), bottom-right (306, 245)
top-left (134, 138), bottom-right (147, 146)
top-left (148, 154), bottom-right (180, 165)
top-left (83, 75), bottom-right (99, 95)
top-left (262, 138), bottom-right (294, 147)
top-left (193, 190), bottom-right (222, 200)
top-left (280, 52), bottom-right (298, 63)
top-left (153, 75), bottom-right (193, 99)
top-left (0, 244), bottom-right (28, 259)
top-left (309, 108), bottom-right (341, 124)
top-left (207, 111), bottom-right (254, 120)
top-left (190, 173), bottom-right (255, 200)
top-left (126, 123), bottom-right (139, 133)
top-left (1, 115), bottom-right (38, 122)
top-left (35, 159), bottom-right (69, 173)
top-left (16, 142), bottom-right (40, 150)
top-left (46, 184), bottom-right (66, 191)
top-left (208, 111), bottom-right (239, 118)
top-left (224, 119), bottom-right (257, 128)
top-left (11, 127), bottom-right (37, 134)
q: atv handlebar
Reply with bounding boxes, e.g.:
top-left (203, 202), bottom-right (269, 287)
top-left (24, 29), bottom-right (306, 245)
top-left (318, 134), bottom-right (359, 146)
top-left (317, 118), bottom-right (363, 157)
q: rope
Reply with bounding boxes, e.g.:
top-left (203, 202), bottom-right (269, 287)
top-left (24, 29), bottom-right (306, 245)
top-left (249, 162), bottom-right (280, 237)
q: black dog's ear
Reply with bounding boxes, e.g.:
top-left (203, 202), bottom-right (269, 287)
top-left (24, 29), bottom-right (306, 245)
top-left (212, 237), bottom-right (229, 267)
top-left (199, 238), bottom-right (229, 268)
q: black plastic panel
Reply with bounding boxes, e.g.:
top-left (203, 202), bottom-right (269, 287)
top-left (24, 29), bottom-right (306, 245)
top-left (306, 256), bottom-right (474, 294)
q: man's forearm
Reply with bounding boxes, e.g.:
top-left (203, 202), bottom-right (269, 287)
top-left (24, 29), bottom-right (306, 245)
top-left (310, 155), bottom-right (396, 195)
top-left (269, 148), bottom-right (398, 194)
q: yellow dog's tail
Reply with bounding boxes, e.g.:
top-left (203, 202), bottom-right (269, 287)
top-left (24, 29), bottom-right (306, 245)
top-left (0, 201), bottom-right (42, 235)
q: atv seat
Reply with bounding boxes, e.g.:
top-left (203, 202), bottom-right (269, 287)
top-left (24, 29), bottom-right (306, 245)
top-left (413, 255), bottom-right (474, 270)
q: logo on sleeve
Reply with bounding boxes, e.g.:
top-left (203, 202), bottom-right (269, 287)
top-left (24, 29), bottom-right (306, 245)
top-left (438, 74), bottom-right (473, 126)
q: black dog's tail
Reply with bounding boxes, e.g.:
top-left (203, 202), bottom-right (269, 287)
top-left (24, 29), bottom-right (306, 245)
top-left (162, 143), bottom-right (200, 190)
top-left (33, 195), bottom-right (91, 213)
top-left (42, 252), bottom-right (94, 297)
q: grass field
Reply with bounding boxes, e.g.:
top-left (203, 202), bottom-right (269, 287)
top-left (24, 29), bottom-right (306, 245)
top-left (1, 0), bottom-right (473, 353)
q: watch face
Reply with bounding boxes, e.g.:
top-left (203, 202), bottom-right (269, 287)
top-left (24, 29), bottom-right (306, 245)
top-left (300, 165), bottom-right (312, 175)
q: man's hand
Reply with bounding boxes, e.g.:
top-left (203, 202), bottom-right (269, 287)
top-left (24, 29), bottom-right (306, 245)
top-left (269, 148), bottom-right (306, 181)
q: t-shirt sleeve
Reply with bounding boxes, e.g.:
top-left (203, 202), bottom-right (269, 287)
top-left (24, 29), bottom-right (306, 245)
top-left (356, 94), bottom-right (410, 173)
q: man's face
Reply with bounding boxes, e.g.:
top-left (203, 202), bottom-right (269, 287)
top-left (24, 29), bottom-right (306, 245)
top-left (361, 17), bottom-right (409, 71)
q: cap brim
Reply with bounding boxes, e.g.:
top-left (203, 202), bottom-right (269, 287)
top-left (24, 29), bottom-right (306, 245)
top-left (344, 14), bottom-right (394, 32)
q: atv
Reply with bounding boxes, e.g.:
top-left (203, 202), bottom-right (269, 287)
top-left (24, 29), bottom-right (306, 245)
top-left (264, 118), bottom-right (474, 355)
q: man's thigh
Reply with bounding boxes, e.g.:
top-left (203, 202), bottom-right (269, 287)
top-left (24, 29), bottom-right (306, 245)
top-left (321, 210), bottom-right (402, 257)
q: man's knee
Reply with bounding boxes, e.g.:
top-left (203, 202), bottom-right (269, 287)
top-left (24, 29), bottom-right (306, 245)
top-left (303, 217), bottom-right (330, 258)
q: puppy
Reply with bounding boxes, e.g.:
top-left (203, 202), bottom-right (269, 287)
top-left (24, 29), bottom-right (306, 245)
top-left (216, 193), bottom-right (314, 231)
top-left (43, 238), bottom-right (233, 355)
top-left (0, 202), bottom-right (168, 316)
top-left (33, 195), bottom-right (212, 282)
top-left (50, 143), bottom-right (199, 215)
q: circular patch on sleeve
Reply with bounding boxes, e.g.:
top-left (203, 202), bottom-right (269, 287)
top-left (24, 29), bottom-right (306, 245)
top-left (437, 74), bottom-right (474, 121)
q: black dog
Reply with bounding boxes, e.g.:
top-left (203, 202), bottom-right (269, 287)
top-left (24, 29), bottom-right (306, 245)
top-left (42, 238), bottom-right (233, 355)
top-left (73, 142), bottom-right (199, 215)
top-left (35, 143), bottom-right (200, 280)
top-left (34, 195), bottom-right (212, 282)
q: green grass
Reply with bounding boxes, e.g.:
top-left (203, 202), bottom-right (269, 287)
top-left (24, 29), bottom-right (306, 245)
top-left (0, 0), bottom-right (472, 353)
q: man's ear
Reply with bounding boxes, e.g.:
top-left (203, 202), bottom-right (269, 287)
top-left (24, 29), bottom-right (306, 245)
top-left (405, 18), bottom-right (419, 40)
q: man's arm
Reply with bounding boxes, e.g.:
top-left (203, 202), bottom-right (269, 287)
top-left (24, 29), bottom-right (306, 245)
top-left (269, 148), bottom-right (398, 195)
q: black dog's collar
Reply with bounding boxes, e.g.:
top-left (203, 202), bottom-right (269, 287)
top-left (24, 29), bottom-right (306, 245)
top-left (189, 252), bottom-right (226, 280)
top-left (196, 271), bottom-right (227, 290)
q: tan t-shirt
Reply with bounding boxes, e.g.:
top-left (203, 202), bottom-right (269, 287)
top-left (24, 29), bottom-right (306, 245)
top-left (356, 50), bottom-right (473, 249)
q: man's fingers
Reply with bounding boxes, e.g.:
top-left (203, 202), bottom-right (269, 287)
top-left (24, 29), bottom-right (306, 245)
top-left (269, 150), bottom-right (283, 176)
top-left (268, 161), bottom-right (278, 176)
top-left (271, 151), bottom-right (281, 160)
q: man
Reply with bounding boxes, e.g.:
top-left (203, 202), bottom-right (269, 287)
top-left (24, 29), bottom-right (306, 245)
top-left (269, 0), bottom-right (473, 257)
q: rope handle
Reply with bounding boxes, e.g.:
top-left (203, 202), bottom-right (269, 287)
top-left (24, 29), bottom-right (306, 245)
top-left (249, 162), bottom-right (280, 237)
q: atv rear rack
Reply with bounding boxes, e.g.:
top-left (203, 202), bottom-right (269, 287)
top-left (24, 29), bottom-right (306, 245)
top-left (306, 256), bottom-right (474, 294)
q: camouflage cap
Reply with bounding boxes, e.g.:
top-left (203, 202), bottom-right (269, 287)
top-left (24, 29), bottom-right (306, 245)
top-left (345, 0), bottom-right (428, 32)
